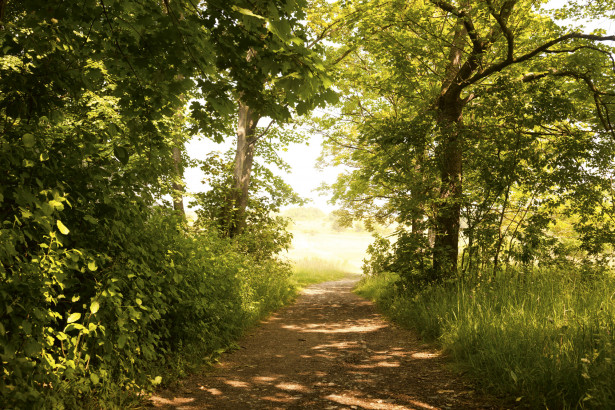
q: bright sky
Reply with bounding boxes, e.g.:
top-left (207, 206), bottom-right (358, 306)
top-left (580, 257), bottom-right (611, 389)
top-left (184, 118), bottom-right (343, 212)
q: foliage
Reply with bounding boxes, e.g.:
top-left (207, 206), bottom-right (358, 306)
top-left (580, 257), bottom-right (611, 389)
top-left (282, 206), bottom-right (327, 221)
top-left (0, 0), bottom-right (324, 407)
top-left (311, 0), bottom-right (615, 281)
top-left (192, 145), bottom-right (302, 258)
top-left (356, 267), bottom-right (615, 409)
top-left (1, 206), bottom-right (296, 408)
top-left (362, 234), bottom-right (394, 277)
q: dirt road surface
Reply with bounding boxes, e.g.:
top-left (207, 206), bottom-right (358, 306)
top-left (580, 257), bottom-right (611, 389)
top-left (150, 277), bottom-right (503, 409)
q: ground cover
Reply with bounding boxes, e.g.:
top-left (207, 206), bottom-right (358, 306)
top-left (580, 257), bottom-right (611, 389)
top-left (356, 270), bottom-right (615, 409)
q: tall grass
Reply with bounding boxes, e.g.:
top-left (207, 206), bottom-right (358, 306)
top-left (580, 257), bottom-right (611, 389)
top-left (291, 257), bottom-right (354, 287)
top-left (356, 269), bottom-right (615, 408)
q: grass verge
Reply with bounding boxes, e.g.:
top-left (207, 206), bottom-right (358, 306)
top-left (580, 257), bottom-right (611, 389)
top-left (355, 270), bottom-right (615, 409)
top-left (291, 257), bottom-right (353, 288)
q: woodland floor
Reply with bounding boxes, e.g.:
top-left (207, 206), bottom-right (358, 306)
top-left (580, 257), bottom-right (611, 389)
top-left (149, 277), bottom-right (506, 409)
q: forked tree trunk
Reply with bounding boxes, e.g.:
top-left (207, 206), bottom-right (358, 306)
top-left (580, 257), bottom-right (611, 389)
top-left (431, 21), bottom-right (466, 279)
top-left (226, 101), bottom-right (260, 237)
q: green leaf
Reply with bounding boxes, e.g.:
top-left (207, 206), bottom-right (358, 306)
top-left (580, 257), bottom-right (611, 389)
top-left (113, 146), bottom-right (130, 164)
top-left (152, 375), bottom-right (162, 385)
top-left (24, 341), bottom-right (41, 356)
top-left (49, 199), bottom-right (64, 210)
top-left (88, 261), bottom-right (98, 271)
top-left (57, 220), bottom-right (70, 235)
top-left (67, 312), bottom-right (81, 324)
top-left (90, 373), bottom-right (100, 384)
top-left (231, 6), bottom-right (266, 19)
top-left (90, 301), bottom-right (100, 314)
top-left (118, 334), bottom-right (127, 348)
top-left (22, 133), bottom-right (35, 147)
top-left (83, 214), bottom-right (98, 224)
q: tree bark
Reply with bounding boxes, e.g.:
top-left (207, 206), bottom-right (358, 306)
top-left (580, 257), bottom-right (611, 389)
top-left (431, 21), bottom-right (466, 279)
top-left (226, 101), bottom-right (259, 237)
top-left (0, 0), bottom-right (6, 27)
top-left (171, 145), bottom-right (185, 215)
top-left (432, 99), bottom-right (463, 279)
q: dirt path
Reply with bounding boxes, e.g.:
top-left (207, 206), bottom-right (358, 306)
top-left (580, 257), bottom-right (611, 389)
top-left (150, 277), bottom-right (503, 409)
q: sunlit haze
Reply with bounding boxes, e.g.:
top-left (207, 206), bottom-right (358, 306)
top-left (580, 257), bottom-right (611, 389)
top-left (184, 117), bottom-right (344, 212)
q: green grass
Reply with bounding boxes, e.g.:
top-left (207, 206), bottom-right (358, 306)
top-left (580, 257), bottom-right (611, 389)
top-left (290, 257), bottom-right (354, 287)
top-left (355, 269), bottom-right (615, 409)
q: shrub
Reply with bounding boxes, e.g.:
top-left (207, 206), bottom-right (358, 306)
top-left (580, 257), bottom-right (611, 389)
top-left (1, 207), bottom-right (295, 408)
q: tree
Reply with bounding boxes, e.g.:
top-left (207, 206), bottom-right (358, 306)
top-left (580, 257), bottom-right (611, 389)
top-left (312, 0), bottom-right (615, 280)
top-left (204, 2), bottom-right (336, 237)
top-left (0, 0), bottom-right (328, 404)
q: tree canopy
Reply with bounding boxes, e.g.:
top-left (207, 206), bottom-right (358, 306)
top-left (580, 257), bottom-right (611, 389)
top-left (312, 0), bottom-right (615, 280)
top-left (0, 0), bottom-right (333, 406)
top-left (2, 0), bottom-right (615, 406)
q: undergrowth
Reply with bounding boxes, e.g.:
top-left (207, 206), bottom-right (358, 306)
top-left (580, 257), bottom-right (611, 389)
top-left (1, 210), bottom-right (296, 409)
top-left (355, 269), bottom-right (615, 409)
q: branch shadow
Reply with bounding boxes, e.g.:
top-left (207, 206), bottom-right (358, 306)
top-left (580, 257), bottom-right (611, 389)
top-left (149, 279), bottom-right (493, 409)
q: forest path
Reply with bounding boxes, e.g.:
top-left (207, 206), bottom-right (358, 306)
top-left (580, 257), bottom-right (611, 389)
top-left (149, 277), bottom-right (502, 409)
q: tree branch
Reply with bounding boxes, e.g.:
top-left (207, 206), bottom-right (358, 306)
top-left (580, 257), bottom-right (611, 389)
top-left (544, 44), bottom-right (615, 71)
top-left (485, 0), bottom-right (516, 61)
top-left (253, 119), bottom-right (276, 143)
top-left (523, 68), bottom-right (614, 134)
top-left (99, 0), bottom-right (144, 89)
top-left (430, 0), bottom-right (483, 53)
top-left (332, 47), bottom-right (356, 66)
top-left (467, 32), bottom-right (615, 87)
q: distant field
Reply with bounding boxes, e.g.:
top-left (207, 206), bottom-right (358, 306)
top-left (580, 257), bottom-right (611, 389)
top-left (285, 230), bottom-right (374, 273)
top-left (280, 207), bottom-right (378, 274)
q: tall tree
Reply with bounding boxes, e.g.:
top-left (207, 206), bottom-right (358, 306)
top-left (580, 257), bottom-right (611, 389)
top-left (203, 1), bottom-right (336, 237)
top-left (228, 101), bottom-right (260, 236)
top-left (313, 0), bottom-right (615, 279)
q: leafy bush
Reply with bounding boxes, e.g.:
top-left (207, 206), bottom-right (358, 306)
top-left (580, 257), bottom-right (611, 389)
top-left (0, 2), bottom-right (312, 408)
top-left (1, 205), bottom-right (295, 408)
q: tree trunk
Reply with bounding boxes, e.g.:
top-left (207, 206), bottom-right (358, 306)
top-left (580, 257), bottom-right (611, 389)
top-left (0, 0), bottom-right (6, 27)
top-left (431, 22), bottom-right (466, 280)
top-left (432, 102), bottom-right (463, 279)
top-left (226, 101), bottom-right (259, 237)
top-left (171, 145), bottom-right (185, 215)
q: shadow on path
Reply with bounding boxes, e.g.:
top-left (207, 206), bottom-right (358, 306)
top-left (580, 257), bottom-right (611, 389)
top-left (150, 278), bottom-right (501, 409)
